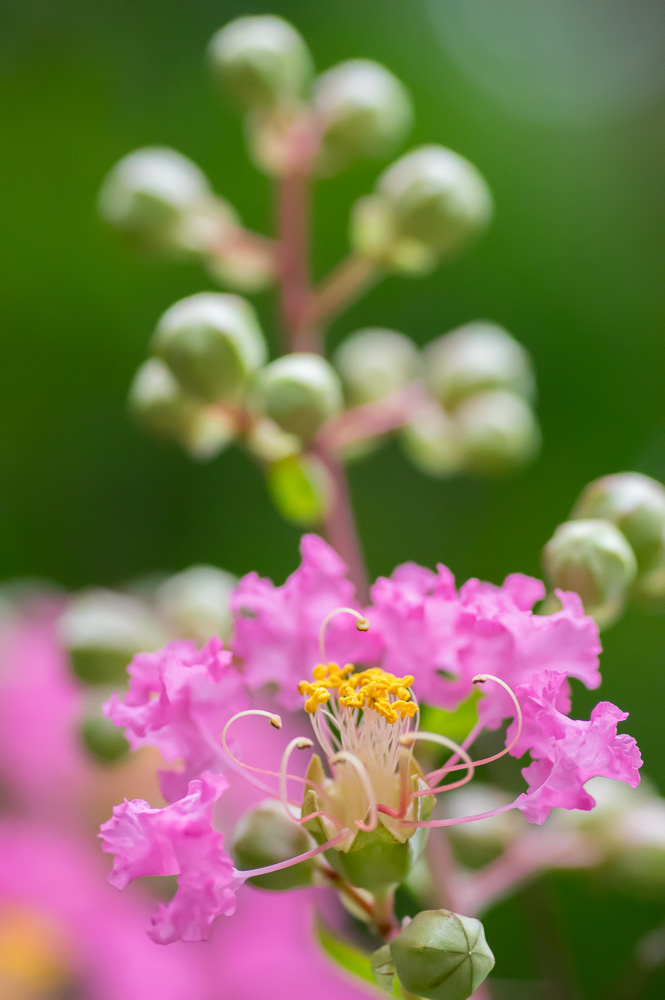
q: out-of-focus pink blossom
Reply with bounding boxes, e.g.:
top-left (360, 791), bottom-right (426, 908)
top-left (231, 534), bottom-right (378, 708)
top-left (0, 599), bottom-right (94, 821)
top-left (104, 636), bottom-right (247, 801)
top-left (0, 821), bottom-right (207, 1000)
top-left (100, 772), bottom-right (239, 944)
top-left (511, 671), bottom-right (642, 824)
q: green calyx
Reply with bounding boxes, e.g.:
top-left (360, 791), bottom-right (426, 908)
top-left (302, 754), bottom-right (434, 893)
top-left (390, 909), bottom-right (495, 1000)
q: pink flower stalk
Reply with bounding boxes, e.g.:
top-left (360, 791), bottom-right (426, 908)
top-left (101, 535), bottom-right (641, 944)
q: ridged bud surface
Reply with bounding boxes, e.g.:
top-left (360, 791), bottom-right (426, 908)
top-left (573, 473), bottom-right (665, 573)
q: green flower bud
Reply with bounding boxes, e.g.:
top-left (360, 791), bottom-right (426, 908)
top-left (59, 590), bottom-right (166, 686)
top-left (208, 16), bottom-right (313, 111)
top-left (424, 322), bottom-right (535, 409)
top-left (371, 944), bottom-right (396, 994)
top-left (152, 293), bottom-right (267, 404)
top-left (156, 565), bottom-right (237, 643)
top-left (400, 403), bottom-right (464, 478)
top-left (98, 147), bottom-right (212, 251)
top-left (351, 145), bottom-right (492, 274)
top-left (267, 454), bottom-right (331, 526)
top-left (253, 353), bottom-right (343, 440)
top-left (334, 328), bottom-right (420, 406)
top-left (543, 519), bottom-right (637, 627)
top-left (205, 238), bottom-right (276, 293)
top-left (390, 910), bottom-right (495, 1000)
top-left (128, 359), bottom-right (201, 440)
top-left (572, 473), bottom-right (665, 574)
top-left (313, 60), bottom-right (412, 175)
top-left (231, 800), bottom-right (315, 891)
top-left (245, 418), bottom-right (301, 463)
top-left (80, 692), bottom-right (129, 763)
top-left (128, 359), bottom-right (235, 460)
top-left (455, 390), bottom-right (540, 473)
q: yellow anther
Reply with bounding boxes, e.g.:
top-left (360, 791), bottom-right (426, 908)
top-left (297, 660), bottom-right (418, 722)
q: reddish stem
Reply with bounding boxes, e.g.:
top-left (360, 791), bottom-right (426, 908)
top-left (318, 383), bottom-right (427, 452)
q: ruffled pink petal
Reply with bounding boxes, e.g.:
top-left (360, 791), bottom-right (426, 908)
top-left (231, 534), bottom-right (377, 708)
top-left (511, 672), bottom-right (642, 824)
top-left (104, 637), bottom-right (247, 800)
top-left (100, 773), bottom-right (239, 944)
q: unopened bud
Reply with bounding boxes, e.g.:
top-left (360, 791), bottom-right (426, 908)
top-left (572, 473), bottom-right (665, 574)
top-left (98, 147), bottom-right (212, 251)
top-left (232, 800), bottom-right (315, 890)
top-left (152, 293), bottom-right (267, 404)
top-left (390, 910), bottom-right (495, 1000)
top-left (334, 328), bottom-right (420, 405)
top-left (205, 237), bottom-right (276, 292)
top-left (351, 145), bottom-right (492, 274)
top-left (543, 519), bottom-right (637, 627)
top-left (371, 944), bottom-right (396, 994)
top-left (253, 353), bottom-right (343, 440)
top-left (156, 566), bottom-right (237, 643)
top-left (208, 16), bottom-right (313, 111)
top-left (80, 692), bottom-right (129, 763)
top-left (59, 591), bottom-right (166, 685)
top-left (424, 322), bottom-right (535, 409)
top-left (455, 390), bottom-right (540, 473)
top-left (313, 60), bottom-right (412, 175)
top-left (400, 403), bottom-right (463, 478)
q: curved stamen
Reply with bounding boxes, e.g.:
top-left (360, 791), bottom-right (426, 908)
top-left (221, 710), bottom-right (333, 808)
top-left (319, 607), bottom-right (369, 662)
top-left (329, 750), bottom-right (378, 832)
top-left (234, 827), bottom-right (351, 881)
top-left (279, 738), bottom-right (345, 832)
top-left (400, 799), bottom-right (520, 829)
top-left (399, 732), bottom-right (475, 798)
top-left (440, 675), bottom-right (523, 775)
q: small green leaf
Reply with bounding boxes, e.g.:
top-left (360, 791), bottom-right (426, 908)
top-left (316, 920), bottom-right (377, 986)
top-left (266, 454), bottom-right (330, 525)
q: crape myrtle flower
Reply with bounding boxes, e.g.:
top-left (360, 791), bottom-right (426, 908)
top-left (101, 535), bottom-right (641, 944)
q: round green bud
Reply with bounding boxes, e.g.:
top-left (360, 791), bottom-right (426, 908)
top-left (400, 403), bottom-right (464, 478)
top-left (128, 359), bottom-right (201, 440)
top-left (156, 565), bottom-right (237, 643)
top-left (254, 353), bottom-right (343, 440)
top-left (390, 910), bottom-right (495, 1000)
top-left (208, 16), bottom-right (313, 111)
top-left (152, 293), bottom-right (267, 404)
top-left (572, 473), bottom-right (665, 574)
top-left (424, 322), bottom-right (535, 409)
top-left (59, 590), bottom-right (166, 686)
top-left (543, 519), bottom-right (637, 626)
top-left (98, 147), bottom-right (211, 250)
top-left (231, 800), bottom-right (315, 891)
top-left (351, 145), bottom-right (492, 273)
top-left (334, 328), bottom-right (420, 406)
top-left (313, 60), bottom-right (412, 175)
top-left (80, 706), bottom-right (129, 763)
top-left (455, 390), bottom-right (540, 473)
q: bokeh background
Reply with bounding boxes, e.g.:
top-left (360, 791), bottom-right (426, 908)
top-left (2, 1), bottom-right (665, 996)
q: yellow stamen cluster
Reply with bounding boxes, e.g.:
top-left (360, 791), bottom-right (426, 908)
top-left (297, 663), bottom-right (418, 723)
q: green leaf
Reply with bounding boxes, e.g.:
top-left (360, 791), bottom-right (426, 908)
top-left (316, 920), bottom-right (377, 987)
top-left (266, 454), bottom-right (330, 525)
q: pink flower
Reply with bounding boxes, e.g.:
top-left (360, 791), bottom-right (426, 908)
top-left (511, 671), bottom-right (642, 824)
top-left (369, 566), bottom-right (601, 727)
top-left (100, 772), bottom-right (239, 944)
top-left (105, 637), bottom-right (247, 801)
top-left (231, 534), bottom-right (378, 708)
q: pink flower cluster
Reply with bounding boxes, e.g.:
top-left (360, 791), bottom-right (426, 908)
top-left (100, 534), bottom-right (642, 944)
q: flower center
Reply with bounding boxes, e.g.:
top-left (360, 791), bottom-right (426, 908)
top-left (298, 662), bottom-right (418, 723)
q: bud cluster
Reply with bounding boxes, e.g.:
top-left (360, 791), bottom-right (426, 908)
top-left (334, 322), bottom-right (540, 476)
top-left (543, 472), bottom-right (665, 626)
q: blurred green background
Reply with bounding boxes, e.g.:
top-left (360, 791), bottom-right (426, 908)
top-left (2, 1), bottom-right (665, 996)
